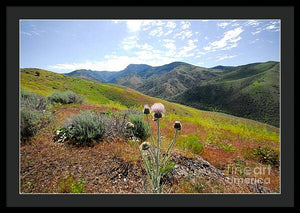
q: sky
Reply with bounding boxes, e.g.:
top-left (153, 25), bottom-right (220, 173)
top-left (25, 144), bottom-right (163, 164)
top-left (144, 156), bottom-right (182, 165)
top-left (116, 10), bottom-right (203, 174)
top-left (20, 19), bottom-right (280, 73)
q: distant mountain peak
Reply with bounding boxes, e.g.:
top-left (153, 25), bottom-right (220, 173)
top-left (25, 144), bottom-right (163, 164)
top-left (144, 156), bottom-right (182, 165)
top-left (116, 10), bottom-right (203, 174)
top-left (124, 63), bottom-right (152, 70)
top-left (211, 65), bottom-right (235, 70)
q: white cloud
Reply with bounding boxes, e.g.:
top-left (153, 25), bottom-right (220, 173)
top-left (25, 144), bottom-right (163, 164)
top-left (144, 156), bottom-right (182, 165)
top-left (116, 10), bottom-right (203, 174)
top-left (266, 25), bottom-right (276, 30)
top-left (49, 52), bottom-right (179, 72)
top-left (164, 42), bottom-right (176, 50)
top-left (138, 43), bottom-right (154, 51)
top-left (217, 22), bottom-right (230, 28)
top-left (251, 22), bottom-right (280, 35)
top-left (245, 20), bottom-right (260, 26)
top-left (121, 36), bottom-right (155, 52)
top-left (149, 27), bottom-right (164, 37)
top-left (215, 55), bottom-right (237, 61)
top-left (21, 31), bottom-right (32, 36)
top-left (125, 20), bottom-right (143, 32)
top-left (173, 30), bottom-right (193, 40)
top-left (166, 21), bottom-right (176, 29)
top-left (177, 39), bottom-right (198, 57)
top-left (181, 21), bottom-right (191, 30)
top-left (121, 35), bottom-right (139, 50)
top-left (252, 30), bottom-right (261, 35)
top-left (163, 39), bottom-right (175, 43)
top-left (122, 20), bottom-right (166, 33)
top-left (48, 57), bottom-right (136, 72)
top-left (203, 27), bottom-right (243, 51)
top-left (164, 30), bottom-right (173, 36)
top-left (221, 42), bottom-right (238, 50)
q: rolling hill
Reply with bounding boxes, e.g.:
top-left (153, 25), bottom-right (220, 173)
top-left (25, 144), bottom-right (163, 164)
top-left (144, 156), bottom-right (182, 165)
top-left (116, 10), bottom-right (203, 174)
top-left (20, 68), bottom-right (280, 193)
top-left (169, 61), bottom-right (280, 127)
top-left (65, 61), bottom-right (280, 127)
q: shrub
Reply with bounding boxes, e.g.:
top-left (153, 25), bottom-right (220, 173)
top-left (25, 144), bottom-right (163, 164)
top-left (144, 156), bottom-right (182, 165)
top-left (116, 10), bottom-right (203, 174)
top-left (47, 91), bottom-right (83, 104)
top-left (55, 110), bottom-right (132, 144)
top-left (119, 109), bottom-right (143, 118)
top-left (251, 146), bottom-right (279, 167)
top-left (128, 114), bottom-right (150, 141)
top-left (21, 90), bottom-right (49, 111)
top-left (62, 110), bottom-right (108, 144)
top-left (20, 90), bottom-right (52, 142)
top-left (21, 108), bottom-right (43, 142)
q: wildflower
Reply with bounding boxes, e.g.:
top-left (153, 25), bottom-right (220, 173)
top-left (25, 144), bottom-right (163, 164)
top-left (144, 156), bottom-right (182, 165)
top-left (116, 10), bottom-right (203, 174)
top-left (151, 103), bottom-right (165, 119)
top-left (140, 141), bottom-right (150, 151)
top-left (173, 121), bottom-right (182, 130)
top-left (125, 122), bottom-right (134, 130)
top-left (143, 104), bottom-right (151, 115)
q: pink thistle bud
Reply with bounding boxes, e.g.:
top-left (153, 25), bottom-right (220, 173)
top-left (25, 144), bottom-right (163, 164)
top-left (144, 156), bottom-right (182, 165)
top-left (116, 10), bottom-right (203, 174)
top-left (143, 104), bottom-right (150, 114)
top-left (173, 121), bottom-right (182, 130)
top-left (151, 103), bottom-right (165, 114)
top-left (151, 103), bottom-right (165, 119)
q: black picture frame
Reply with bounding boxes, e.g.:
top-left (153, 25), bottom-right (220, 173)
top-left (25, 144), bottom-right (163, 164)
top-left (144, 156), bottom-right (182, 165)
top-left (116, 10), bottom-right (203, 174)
top-left (4, 5), bottom-right (294, 207)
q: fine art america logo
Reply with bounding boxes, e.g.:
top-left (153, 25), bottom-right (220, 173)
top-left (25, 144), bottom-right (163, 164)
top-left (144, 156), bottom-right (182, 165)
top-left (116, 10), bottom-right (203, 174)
top-left (226, 164), bottom-right (272, 185)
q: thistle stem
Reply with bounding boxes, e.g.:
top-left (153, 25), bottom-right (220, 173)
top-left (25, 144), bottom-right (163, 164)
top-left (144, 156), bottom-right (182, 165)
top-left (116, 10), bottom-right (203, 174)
top-left (131, 132), bottom-right (153, 191)
top-left (161, 130), bottom-right (178, 171)
top-left (146, 114), bottom-right (156, 149)
top-left (155, 119), bottom-right (161, 193)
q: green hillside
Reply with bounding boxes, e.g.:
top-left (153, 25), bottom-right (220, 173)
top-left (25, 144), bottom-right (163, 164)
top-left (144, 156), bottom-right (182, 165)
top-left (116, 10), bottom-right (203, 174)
top-left (21, 68), bottom-right (279, 138)
top-left (65, 61), bottom-right (280, 127)
top-left (21, 68), bottom-right (195, 117)
top-left (169, 62), bottom-right (280, 127)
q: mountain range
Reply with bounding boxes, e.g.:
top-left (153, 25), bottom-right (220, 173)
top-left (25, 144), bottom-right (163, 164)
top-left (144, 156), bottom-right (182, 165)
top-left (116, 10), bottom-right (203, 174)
top-left (65, 61), bottom-right (280, 127)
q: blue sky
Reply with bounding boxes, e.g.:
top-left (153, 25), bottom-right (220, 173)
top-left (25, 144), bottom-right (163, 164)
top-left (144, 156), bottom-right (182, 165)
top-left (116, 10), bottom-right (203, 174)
top-left (20, 19), bottom-right (280, 73)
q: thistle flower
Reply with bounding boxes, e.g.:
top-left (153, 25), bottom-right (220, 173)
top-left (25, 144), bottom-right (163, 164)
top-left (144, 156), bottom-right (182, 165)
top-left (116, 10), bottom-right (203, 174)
top-left (143, 104), bottom-right (150, 115)
top-left (140, 141), bottom-right (150, 151)
top-left (173, 121), bottom-right (182, 130)
top-left (151, 103), bottom-right (165, 119)
top-left (125, 122), bottom-right (134, 130)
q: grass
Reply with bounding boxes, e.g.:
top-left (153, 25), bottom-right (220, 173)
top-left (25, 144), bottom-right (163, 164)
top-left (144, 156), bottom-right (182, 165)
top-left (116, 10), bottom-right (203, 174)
top-left (175, 134), bottom-right (204, 154)
top-left (58, 175), bottom-right (85, 193)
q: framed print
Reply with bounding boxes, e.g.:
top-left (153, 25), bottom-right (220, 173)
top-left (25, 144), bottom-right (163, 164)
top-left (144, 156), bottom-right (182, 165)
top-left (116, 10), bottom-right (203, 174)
top-left (4, 5), bottom-right (294, 207)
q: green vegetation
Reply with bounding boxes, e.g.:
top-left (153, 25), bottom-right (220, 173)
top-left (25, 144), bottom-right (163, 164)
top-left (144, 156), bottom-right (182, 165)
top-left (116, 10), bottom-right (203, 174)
top-left (20, 90), bottom-right (52, 142)
top-left (62, 110), bottom-right (109, 144)
top-left (160, 160), bottom-right (175, 176)
top-left (21, 68), bottom-right (279, 146)
top-left (59, 175), bottom-right (85, 193)
top-left (176, 134), bottom-right (204, 154)
top-left (103, 109), bottom-right (115, 117)
top-left (47, 90), bottom-right (84, 104)
top-left (170, 62), bottom-right (279, 127)
top-left (66, 61), bottom-right (279, 127)
top-left (247, 146), bottom-right (279, 167)
top-left (128, 114), bottom-right (150, 142)
top-left (21, 68), bottom-right (136, 109)
top-left (20, 67), bottom-right (281, 193)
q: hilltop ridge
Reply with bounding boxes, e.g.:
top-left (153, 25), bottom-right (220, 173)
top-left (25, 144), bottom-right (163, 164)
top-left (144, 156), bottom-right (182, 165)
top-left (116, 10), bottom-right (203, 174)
top-left (64, 61), bottom-right (280, 126)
